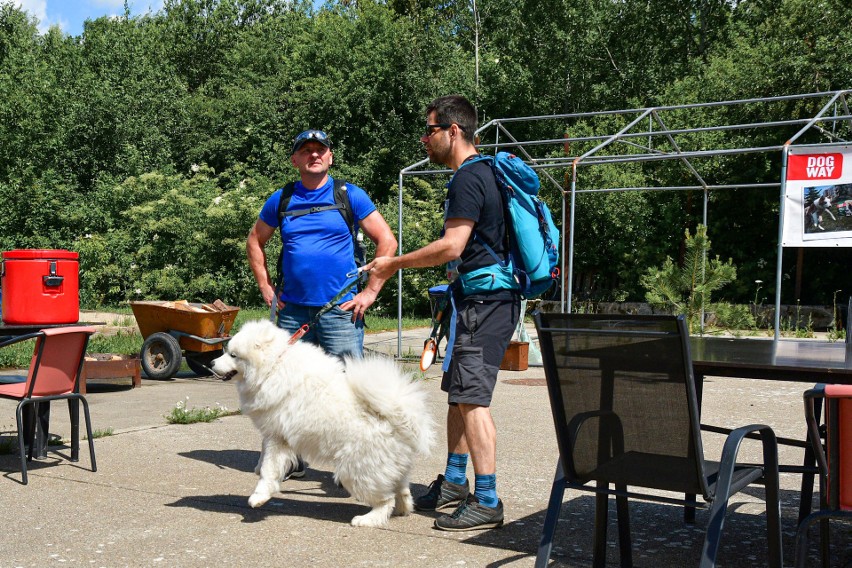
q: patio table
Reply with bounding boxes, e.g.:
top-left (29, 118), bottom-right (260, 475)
top-left (689, 336), bottom-right (852, 522)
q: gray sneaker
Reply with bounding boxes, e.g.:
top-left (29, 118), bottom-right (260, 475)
top-left (414, 474), bottom-right (469, 511)
top-left (282, 457), bottom-right (306, 481)
top-left (434, 494), bottom-right (504, 531)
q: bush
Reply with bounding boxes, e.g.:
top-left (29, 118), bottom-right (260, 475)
top-left (72, 166), bottom-right (276, 308)
top-left (710, 302), bottom-right (756, 330)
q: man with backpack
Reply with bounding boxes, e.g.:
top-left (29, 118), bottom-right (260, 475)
top-left (247, 128), bottom-right (396, 358)
top-left (365, 95), bottom-right (521, 531)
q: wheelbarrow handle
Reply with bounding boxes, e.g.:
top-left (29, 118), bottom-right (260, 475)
top-left (169, 330), bottom-right (233, 346)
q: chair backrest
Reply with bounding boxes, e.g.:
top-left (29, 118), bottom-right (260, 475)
top-left (534, 312), bottom-right (710, 498)
top-left (24, 326), bottom-right (96, 398)
top-left (824, 384), bottom-right (852, 510)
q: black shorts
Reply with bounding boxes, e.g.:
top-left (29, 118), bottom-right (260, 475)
top-left (441, 295), bottom-right (520, 407)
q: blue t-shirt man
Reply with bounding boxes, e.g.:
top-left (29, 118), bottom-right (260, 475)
top-left (247, 130), bottom-right (397, 359)
top-left (258, 178), bottom-right (376, 306)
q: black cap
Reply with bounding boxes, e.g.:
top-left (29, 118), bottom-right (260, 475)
top-left (291, 129), bottom-right (332, 155)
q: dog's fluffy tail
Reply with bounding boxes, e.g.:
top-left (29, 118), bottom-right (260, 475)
top-left (344, 356), bottom-right (435, 456)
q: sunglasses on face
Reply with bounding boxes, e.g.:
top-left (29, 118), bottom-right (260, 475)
top-left (423, 123), bottom-right (458, 138)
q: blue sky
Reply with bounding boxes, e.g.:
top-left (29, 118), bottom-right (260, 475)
top-left (15, 1), bottom-right (165, 36)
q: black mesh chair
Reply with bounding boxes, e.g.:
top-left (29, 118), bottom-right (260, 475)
top-left (533, 312), bottom-right (782, 568)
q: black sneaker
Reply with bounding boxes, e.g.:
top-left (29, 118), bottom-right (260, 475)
top-left (414, 474), bottom-right (469, 511)
top-left (434, 494), bottom-right (504, 531)
top-left (282, 457), bottom-right (306, 481)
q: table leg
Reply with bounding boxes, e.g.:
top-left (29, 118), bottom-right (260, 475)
top-left (797, 395), bottom-right (822, 524)
top-left (34, 402), bottom-right (50, 459)
top-left (68, 398), bottom-right (80, 461)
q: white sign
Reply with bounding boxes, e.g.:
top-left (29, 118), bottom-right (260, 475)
top-left (781, 144), bottom-right (852, 247)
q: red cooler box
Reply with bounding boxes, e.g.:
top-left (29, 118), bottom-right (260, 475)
top-left (1, 249), bottom-right (80, 324)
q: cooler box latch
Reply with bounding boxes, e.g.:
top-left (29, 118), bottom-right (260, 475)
top-left (43, 261), bottom-right (64, 287)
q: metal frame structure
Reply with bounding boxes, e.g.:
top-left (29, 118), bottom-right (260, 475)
top-left (394, 90), bottom-right (852, 356)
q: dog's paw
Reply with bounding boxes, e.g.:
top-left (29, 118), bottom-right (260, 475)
top-left (393, 493), bottom-right (414, 516)
top-left (351, 514), bottom-right (388, 528)
top-left (254, 463), bottom-right (261, 476)
top-left (248, 492), bottom-right (271, 508)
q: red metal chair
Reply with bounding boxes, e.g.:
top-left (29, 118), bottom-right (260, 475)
top-left (0, 326), bottom-right (97, 484)
top-left (796, 384), bottom-right (852, 567)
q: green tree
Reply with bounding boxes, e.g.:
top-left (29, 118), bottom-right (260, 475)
top-left (641, 225), bottom-right (737, 332)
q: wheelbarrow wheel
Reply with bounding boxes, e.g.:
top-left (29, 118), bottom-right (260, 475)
top-left (185, 350), bottom-right (223, 377)
top-left (141, 332), bottom-right (182, 379)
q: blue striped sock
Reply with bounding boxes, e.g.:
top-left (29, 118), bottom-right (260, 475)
top-left (474, 473), bottom-right (498, 508)
top-left (444, 453), bottom-right (468, 485)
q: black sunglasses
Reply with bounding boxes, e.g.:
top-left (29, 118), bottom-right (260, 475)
top-left (423, 123), bottom-right (465, 137)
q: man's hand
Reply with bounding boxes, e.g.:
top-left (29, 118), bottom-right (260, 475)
top-left (260, 282), bottom-right (284, 310)
top-left (363, 256), bottom-right (397, 282)
top-left (339, 288), bottom-right (378, 321)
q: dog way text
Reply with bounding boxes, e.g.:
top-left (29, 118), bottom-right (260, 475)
top-left (787, 153), bottom-right (844, 181)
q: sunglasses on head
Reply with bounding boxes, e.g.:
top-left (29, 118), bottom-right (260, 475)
top-left (292, 130), bottom-right (331, 154)
top-left (295, 130), bottom-right (329, 143)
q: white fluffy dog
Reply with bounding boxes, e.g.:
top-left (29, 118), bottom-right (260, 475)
top-left (211, 319), bottom-right (435, 527)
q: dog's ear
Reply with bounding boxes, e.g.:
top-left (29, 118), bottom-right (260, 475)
top-left (254, 319), bottom-right (279, 349)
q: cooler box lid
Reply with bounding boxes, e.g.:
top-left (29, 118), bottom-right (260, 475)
top-left (2, 249), bottom-right (79, 260)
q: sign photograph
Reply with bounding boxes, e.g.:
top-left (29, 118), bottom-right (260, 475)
top-left (781, 144), bottom-right (852, 247)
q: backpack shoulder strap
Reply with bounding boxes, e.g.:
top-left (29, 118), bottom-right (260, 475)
top-left (460, 157), bottom-right (511, 263)
top-left (333, 178), bottom-right (355, 234)
top-left (277, 182), bottom-right (297, 222)
top-left (333, 179), bottom-right (367, 269)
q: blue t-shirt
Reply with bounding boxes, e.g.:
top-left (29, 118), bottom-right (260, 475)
top-left (259, 177), bottom-right (377, 306)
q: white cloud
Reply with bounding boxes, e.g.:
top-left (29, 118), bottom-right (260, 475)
top-left (14, 0), bottom-right (47, 22)
top-left (13, 0), bottom-right (52, 33)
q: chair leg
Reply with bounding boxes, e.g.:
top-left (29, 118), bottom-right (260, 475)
top-left (795, 510), bottom-right (830, 568)
top-left (763, 454), bottom-right (784, 568)
top-left (615, 487), bottom-right (633, 568)
top-left (701, 493), bottom-right (730, 568)
top-left (818, 516), bottom-right (829, 568)
top-left (535, 461), bottom-right (566, 568)
top-left (15, 402), bottom-right (29, 485)
top-left (21, 403), bottom-right (35, 461)
top-left (79, 396), bottom-right (97, 472)
top-left (593, 488), bottom-right (609, 568)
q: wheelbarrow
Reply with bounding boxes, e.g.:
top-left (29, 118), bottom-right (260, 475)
top-left (130, 300), bottom-right (240, 379)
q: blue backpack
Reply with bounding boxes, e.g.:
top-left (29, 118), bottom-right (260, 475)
top-left (458, 152), bottom-right (560, 299)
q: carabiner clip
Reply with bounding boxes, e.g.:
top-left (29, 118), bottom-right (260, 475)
top-left (346, 266), bottom-right (367, 279)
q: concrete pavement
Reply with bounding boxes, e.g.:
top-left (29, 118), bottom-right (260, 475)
top-left (0, 326), bottom-right (847, 567)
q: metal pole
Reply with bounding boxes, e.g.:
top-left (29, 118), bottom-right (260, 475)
top-left (567, 162), bottom-right (578, 312)
top-left (397, 170), bottom-right (404, 358)
top-left (774, 146), bottom-right (791, 339)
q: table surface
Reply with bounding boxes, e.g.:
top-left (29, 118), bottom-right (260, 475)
top-left (689, 336), bottom-right (852, 384)
top-left (0, 322), bottom-right (104, 338)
